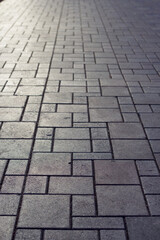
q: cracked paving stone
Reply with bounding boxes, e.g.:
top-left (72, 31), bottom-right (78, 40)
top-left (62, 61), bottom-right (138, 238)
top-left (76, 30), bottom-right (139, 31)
top-left (18, 195), bottom-right (70, 228)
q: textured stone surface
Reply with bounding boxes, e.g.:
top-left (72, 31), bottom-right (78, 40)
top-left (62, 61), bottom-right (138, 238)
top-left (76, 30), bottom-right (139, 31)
top-left (39, 113), bottom-right (71, 127)
top-left (0, 216), bottom-right (15, 240)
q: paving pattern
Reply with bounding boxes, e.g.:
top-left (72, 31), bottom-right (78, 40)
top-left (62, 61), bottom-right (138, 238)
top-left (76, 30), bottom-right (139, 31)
top-left (0, 0), bottom-right (160, 239)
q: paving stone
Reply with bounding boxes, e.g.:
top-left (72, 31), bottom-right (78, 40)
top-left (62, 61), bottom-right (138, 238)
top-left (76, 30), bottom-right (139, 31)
top-left (0, 96), bottom-right (26, 107)
top-left (0, 216), bottom-right (15, 240)
top-left (44, 230), bottom-right (98, 240)
top-left (140, 113), bottom-right (160, 127)
top-left (53, 140), bottom-right (91, 152)
top-left (146, 195), bottom-right (160, 215)
top-left (92, 140), bottom-right (111, 152)
top-left (146, 128), bottom-right (160, 139)
top-left (96, 186), bottom-right (148, 215)
top-left (57, 104), bottom-right (87, 113)
top-left (73, 152), bottom-right (112, 160)
top-left (91, 128), bottom-right (108, 139)
top-left (72, 196), bottom-right (95, 216)
top-left (73, 160), bottom-right (92, 176)
top-left (0, 160), bottom-right (7, 181)
top-left (0, 108), bottom-right (22, 121)
top-left (0, 195), bottom-right (20, 215)
top-left (49, 177), bottom-right (93, 194)
top-left (123, 113), bottom-right (140, 122)
top-left (112, 140), bottom-right (153, 159)
top-left (33, 139), bottom-right (52, 152)
top-left (18, 195), bottom-right (70, 228)
top-left (102, 87), bottom-right (130, 96)
top-left (16, 86), bottom-right (43, 95)
top-left (39, 113), bottom-right (71, 127)
top-left (141, 177), bottom-right (160, 193)
top-left (25, 176), bottom-right (46, 193)
top-left (126, 217), bottom-right (160, 240)
top-left (0, 122), bottom-right (35, 138)
top-left (29, 153), bottom-right (71, 175)
top-left (0, 140), bottom-right (32, 159)
top-left (150, 140), bottom-right (160, 152)
top-left (89, 97), bottom-right (118, 108)
top-left (109, 123), bottom-right (145, 139)
top-left (36, 128), bottom-right (53, 139)
top-left (1, 176), bottom-right (24, 193)
top-left (136, 161), bottom-right (159, 176)
top-left (15, 229), bottom-right (41, 240)
top-left (73, 217), bottom-right (124, 229)
top-left (95, 160), bottom-right (139, 184)
top-left (100, 230), bottom-right (126, 240)
top-left (43, 93), bottom-right (72, 103)
top-left (132, 93), bottom-right (160, 104)
top-left (55, 128), bottom-right (90, 139)
top-left (73, 112), bottom-right (89, 122)
top-left (90, 109), bottom-right (122, 122)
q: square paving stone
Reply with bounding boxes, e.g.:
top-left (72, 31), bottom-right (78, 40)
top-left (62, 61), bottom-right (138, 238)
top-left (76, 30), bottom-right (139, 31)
top-left (73, 160), bottom-right (92, 176)
top-left (53, 140), bottom-right (91, 152)
top-left (15, 229), bottom-right (41, 240)
top-left (92, 140), bottom-right (111, 152)
top-left (89, 97), bottom-right (118, 108)
top-left (0, 195), bottom-right (20, 215)
top-left (141, 177), bottom-right (160, 193)
top-left (18, 195), bottom-right (70, 228)
top-left (1, 176), bottom-right (24, 193)
top-left (44, 93), bottom-right (72, 103)
top-left (72, 196), bottom-right (95, 216)
top-left (140, 113), bottom-right (160, 127)
top-left (55, 128), bottom-right (90, 139)
top-left (146, 195), bottom-right (160, 215)
top-left (146, 128), bottom-right (160, 139)
top-left (0, 108), bottom-right (22, 121)
top-left (96, 186), bottom-right (148, 215)
top-left (100, 230), bottom-right (126, 240)
top-left (29, 153), bottom-right (71, 175)
top-left (0, 96), bottom-right (26, 107)
top-left (0, 216), bottom-right (15, 240)
top-left (126, 217), bottom-right (160, 240)
top-left (44, 230), bottom-right (98, 240)
top-left (49, 177), bottom-right (93, 194)
top-left (102, 87), bottom-right (130, 96)
top-left (95, 160), bottom-right (139, 184)
top-left (25, 176), bottom-right (46, 193)
top-left (112, 140), bottom-right (153, 159)
top-left (109, 123), bottom-right (145, 139)
top-left (73, 217), bottom-right (124, 229)
top-left (39, 113), bottom-right (71, 127)
top-left (90, 109), bottom-right (122, 122)
top-left (0, 122), bottom-right (35, 138)
top-left (6, 160), bottom-right (27, 175)
top-left (0, 140), bottom-right (32, 159)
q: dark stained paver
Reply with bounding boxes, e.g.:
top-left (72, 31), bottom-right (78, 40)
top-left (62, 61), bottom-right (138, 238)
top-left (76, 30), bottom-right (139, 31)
top-left (0, 0), bottom-right (160, 239)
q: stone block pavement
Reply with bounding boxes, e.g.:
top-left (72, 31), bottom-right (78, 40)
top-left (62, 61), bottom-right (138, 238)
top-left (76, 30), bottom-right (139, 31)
top-left (0, 0), bottom-right (160, 239)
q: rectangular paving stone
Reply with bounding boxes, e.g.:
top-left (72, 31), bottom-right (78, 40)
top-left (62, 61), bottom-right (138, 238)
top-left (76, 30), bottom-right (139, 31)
top-left (102, 87), bottom-right (130, 96)
top-left (92, 140), bottom-right (111, 152)
top-left (72, 196), bottom-right (95, 216)
top-left (109, 123), bottom-right (146, 139)
top-left (126, 217), bottom-right (160, 240)
top-left (0, 108), bottom-right (22, 121)
top-left (73, 152), bottom-right (112, 160)
top-left (0, 140), bottom-right (32, 159)
top-left (100, 230), bottom-right (126, 240)
top-left (15, 229), bottom-right (41, 240)
top-left (44, 230), bottom-right (98, 240)
top-left (29, 153), bottom-right (71, 175)
top-left (146, 128), bottom-right (160, 139)
top-left (73, 160), bottom-right (92, 176)
top-left (136, 161), bottom-right (159, 176)
top-left (0, 122), bottom-right (35, 138)
top-left (43, 93), bottom-right (72, 103)
top-left (18, 195), bottom-right (70, 228)
top-left (96, 186), bottom-right (148, 215)
top-left (141, 177), bottom-right (160, 194)
top-left (95, 160), bottom-right (139, 184)
top-left (73, 217), bottom-right (124, 229)
top-left (91, 128), bottom-right (108, 139)
top-left (132, 93), bottom-right (160, 104)
top-left (53, 140), bottom-right (91, 152)
top-left (39, 113), bottom-right (71, 127)
top-left (1, 176), bottom-right (24, 193)
top-left (57, 104), bottom-right (87, 113)
top-left (90, 109), bottom-right (122, 122)
top-left (0, 216), bottom-right (15, 240)
top-left (0, 96), bottom-right (26, 107)
top-left (0, 160), bottom-right (7, 181)
top-left (25, 176), bottom-right (46, 193)
top-left (146, 195), bottom-right (160, 215)
top-left (140, 113), bottom-right (160, 127)
top-left (89, 97), bottom-right (118, 108)
top-left (112, 140), bottom-right (153, 159)
top-left (0, 195), bottom-right (20, 215)
top-left (49, 177), bottom-right (93, 194)
top-left (16, 86), bottom-right (43, 95)
top-left (55, 128), bottom-right (90, 139)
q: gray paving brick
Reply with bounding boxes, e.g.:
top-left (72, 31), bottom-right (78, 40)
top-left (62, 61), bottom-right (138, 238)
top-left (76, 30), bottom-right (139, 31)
top-left (25, 176), bottom-right (46, 193)
top-left (1, 176), bottom-right (24, 193)
top-left (15, 229), bottom-right (41, 240)
top-left (18, 195), bottom-right (70, 228)
top-left (29, 153), bottom-right (71, 175)
top-left (57, 104), bottom-right (87, 113)
top-left (102, 87), bottom-right (130, 96)
top-left (141, 177), bottom-right (160, 194)
top-left (0, 195), bottom-right (20, 215)
top-left (44, 230), bottom-right (98, 240)
top-left (100, 230), bottom-right (126, 240)
top-left (92, 140), bottom-right (110, 152)
top-left (53, 140), bottom-right (91, 152)
top-left (39, 113), bottom-right (71, 127)
top-left (0, 160), bottom-right (7, 181)
top-left (89, 97), bottom-right (118, 108)
top-left (136, 161), bottom-right (159, 176)
top-left (0, 216), bottom-right (15, 240)
top-left (73, 160), bottom-right (92, 176)
top-left (126, 217), bottom-right (160, 240)
top-left (146, 128), bottom-right (160, 139)
top-left (0, 96), bottom-right (26, 107)
top-left (72, 196), bottom-right (95, 216)
top-left (90, 109), bottom-right (122, 122)
top-left (55, 128), bottom-right (90, 139)
top-left (49, 177), bottom-right (93, 194)
top-left (140, 113), bottom-right (160, 127)
top-left (95, 160), bottom-right (139, 184)
top-left (43, 93), bottom-right (72, 103)
top-left (112, 140), bottom-right (153, 159)
top-left (96, 186), bottom-right (148, 215)
top-left (0, 108), bottom-right (22, 121)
